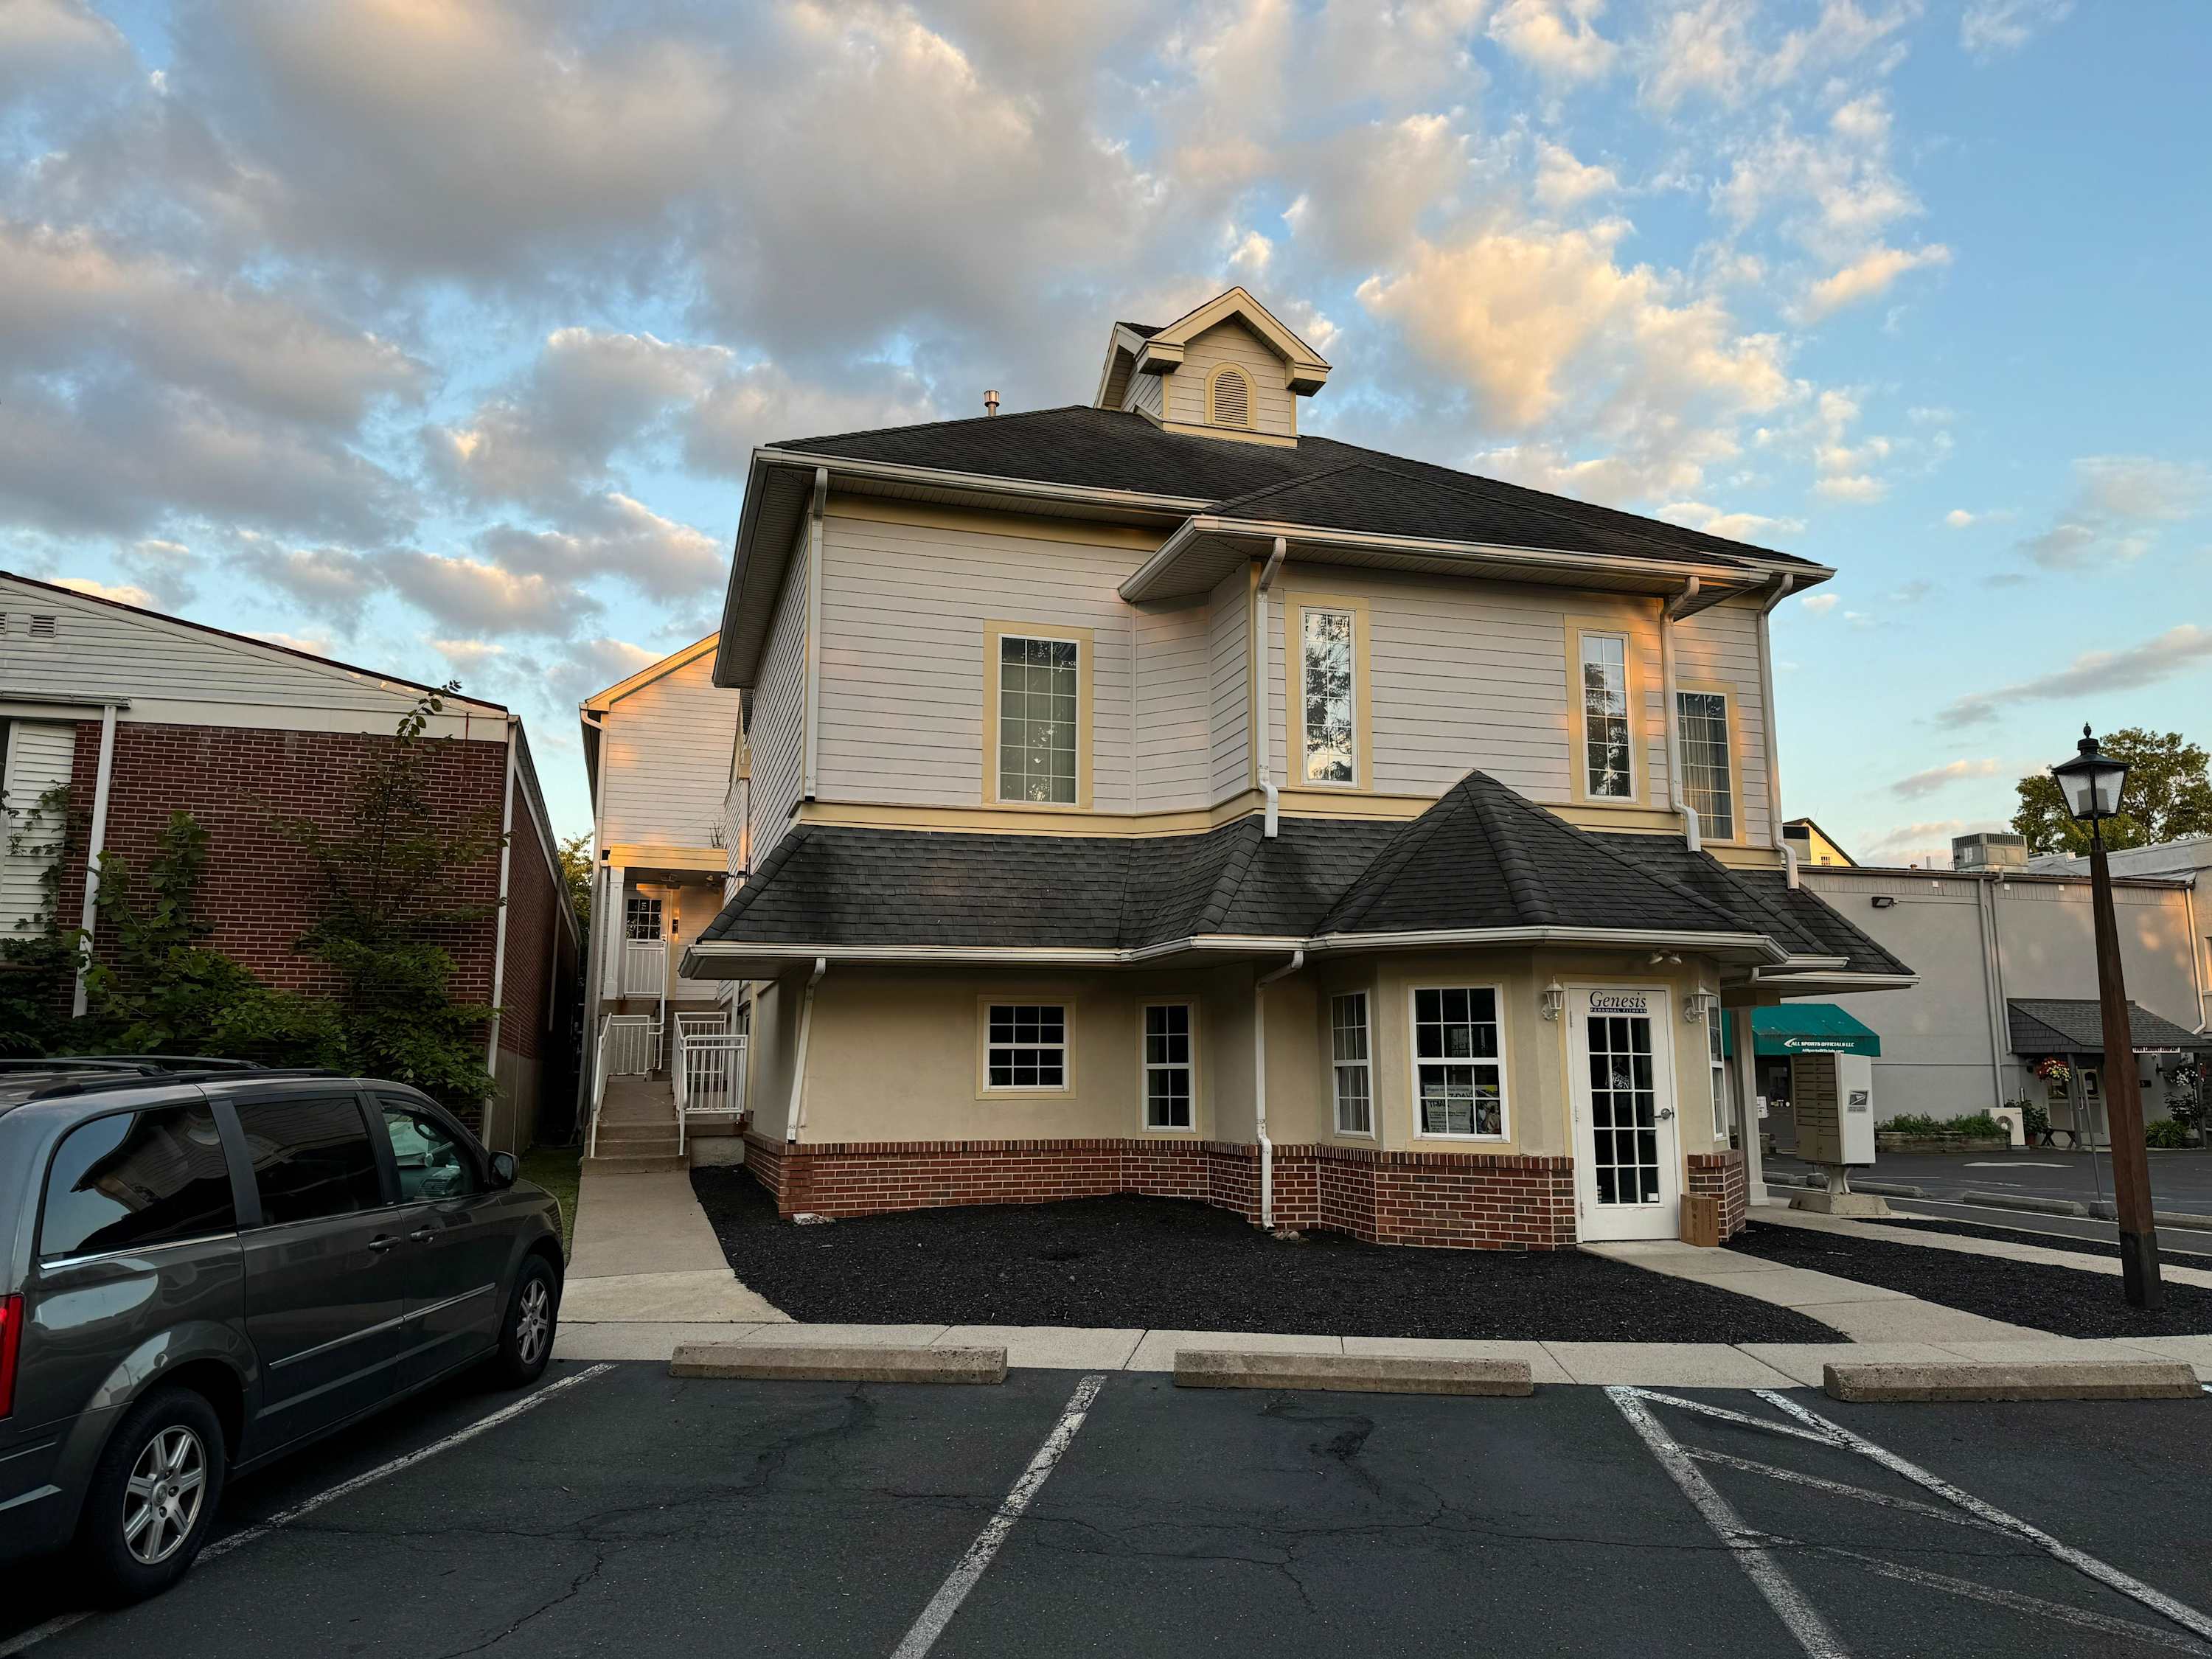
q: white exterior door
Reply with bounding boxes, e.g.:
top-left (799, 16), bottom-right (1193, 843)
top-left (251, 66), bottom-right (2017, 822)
top-left (1569, 988), bottom-right (1683, 1242)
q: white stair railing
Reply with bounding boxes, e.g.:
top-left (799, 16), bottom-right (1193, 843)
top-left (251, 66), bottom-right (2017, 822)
top-left (675, 1031), bottom-right (748, 1155)
top-left (604, 1014), bottom-right (656, 1079)
top-left (586, 1014), bottom-right (612, 1158)
top-left (621, 940), bottom-right (667, 999)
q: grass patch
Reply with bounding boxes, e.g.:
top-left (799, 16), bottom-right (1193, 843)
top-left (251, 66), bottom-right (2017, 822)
top-left (522, 1141), bottom-right (582, 1259)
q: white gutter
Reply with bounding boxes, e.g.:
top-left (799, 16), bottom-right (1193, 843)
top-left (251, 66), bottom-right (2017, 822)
top-left (786, 956), bottom-right (828, 1145)
top-left (1253, 947), bottom-right (1305, 1229)
top-left (1756, 574), bottom-right (1799, 887)
top-left (1660, 580), bottom-right (1702, 854)
top-left (1254, 537), bottom-right (1287, 838)
top-left (481, 717), bottom-right (519, 1151)
top-left (802, 467), bottom-right (827, 802)
top-left (69, 702), bottom-right (120, 1018)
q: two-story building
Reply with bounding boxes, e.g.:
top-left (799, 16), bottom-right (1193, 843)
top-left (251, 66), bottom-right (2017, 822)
top-left (679, 288), bottom-right (1913, 1248)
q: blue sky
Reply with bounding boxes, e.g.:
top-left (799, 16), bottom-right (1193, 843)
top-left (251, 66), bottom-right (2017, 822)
top-left (3, 0), bottom-right (2206, 862)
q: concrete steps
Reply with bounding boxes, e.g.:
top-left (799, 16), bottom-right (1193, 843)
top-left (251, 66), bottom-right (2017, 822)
top-left (589, 1075), bottom-right (681, 1168)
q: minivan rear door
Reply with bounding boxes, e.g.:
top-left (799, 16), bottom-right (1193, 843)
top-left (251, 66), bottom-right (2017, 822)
top-left (221, 1087), bottom-right (414, 1450)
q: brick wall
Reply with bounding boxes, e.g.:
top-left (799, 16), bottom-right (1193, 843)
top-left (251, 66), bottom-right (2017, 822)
top-left (742, 1135), bottom-right (1579, 1249)
top-left (497, 777), bottom-right (559, 1062)
top-left (1686, 1150), bottom-right (1750, 1239)
top-left (56, 722), bottom-right (506, 1000)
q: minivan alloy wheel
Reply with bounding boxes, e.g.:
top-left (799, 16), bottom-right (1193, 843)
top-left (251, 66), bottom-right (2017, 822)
top-left (122, 1426), bottom-right (206, 1566)
top-left (517, 1278), bottom-right (551, 1366)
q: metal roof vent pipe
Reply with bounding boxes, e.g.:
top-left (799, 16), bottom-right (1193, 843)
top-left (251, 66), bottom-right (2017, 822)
top-left (984, 389), bottom-right (1000, 416)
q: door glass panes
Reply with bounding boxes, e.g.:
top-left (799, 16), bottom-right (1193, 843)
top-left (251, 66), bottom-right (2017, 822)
top-left (1331, 991), bottom-right (1371, 1134)
top-left (381, 1105), bottom-right (479, 1202)
top-left (1676, 691), bottom-right (1734, 838)
top-left (998, 636), bottom-right (1078, 804)
top-left (1142, 1004), bottom-right (1193, 1129)
top-left (987, 1004), bottom-right (1067, 1089)
top-left (235, 1096), bottom-right (386, 1226)
top-left (625, 895), bottom-right (663, 942)
top-left (1589, 1014), bottom-right (1660, 1206)
top-left (39, 1105), bottom-right (237, 1259)
top-left (1413, 987), bottom-right (1503, 1136)
top-left (1301, 608), bottom-right (1356, 785)
top-left (1581, 634), bottom-right (1632, 798)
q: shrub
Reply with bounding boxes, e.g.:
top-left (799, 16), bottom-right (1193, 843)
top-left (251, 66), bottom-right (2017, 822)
top-left (1882, 1113), bottom-right (1944, 1137)
top-left (2146, 1117), bottom-right (2192, 1150)
top-left (1946, 1113), bottom-right (2003, 1139)
top-left (1881, 1111), bottom-right (2004, 1138)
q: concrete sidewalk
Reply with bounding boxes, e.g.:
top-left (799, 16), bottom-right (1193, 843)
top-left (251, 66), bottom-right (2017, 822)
top-left (563, 1161), bottom-right (789, 1326)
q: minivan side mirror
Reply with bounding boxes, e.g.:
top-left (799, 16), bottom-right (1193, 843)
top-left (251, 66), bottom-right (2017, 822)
top-left (489, 1150), bottom-right (518, 1189)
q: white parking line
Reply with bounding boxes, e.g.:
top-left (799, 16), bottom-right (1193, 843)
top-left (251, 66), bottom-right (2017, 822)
top-left (889, 1372), bottom-right (1107, 1659)
top-left (0, 1363), bottom-right (615, 1658)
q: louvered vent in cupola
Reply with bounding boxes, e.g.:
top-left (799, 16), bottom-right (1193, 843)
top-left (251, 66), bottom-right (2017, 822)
top-left (1210, 366), bottom-right (1251, 428)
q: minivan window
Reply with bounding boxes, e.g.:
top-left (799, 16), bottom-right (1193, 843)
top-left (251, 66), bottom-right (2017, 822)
top-left (380, 1104), bottom-right (479, 1201)
top-left (234, 1096), bottom-right (386, 1226)
top-left (39, 1104), bottom-right (237, 1261)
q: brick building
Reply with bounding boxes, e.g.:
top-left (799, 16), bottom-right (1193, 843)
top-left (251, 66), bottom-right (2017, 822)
top-left (0, 571), bottom-right (580, 1149)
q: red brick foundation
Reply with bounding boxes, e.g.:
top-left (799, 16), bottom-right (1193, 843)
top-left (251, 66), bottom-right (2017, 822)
top-left (741, 1135), bottom-right (1579, 1249)
top-left (1686, 1150), bottom-right (1750, 1238)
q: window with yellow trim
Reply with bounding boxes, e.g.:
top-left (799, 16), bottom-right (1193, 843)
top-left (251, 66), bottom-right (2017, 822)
top-left (997, 634), bottom-right (1079, 804)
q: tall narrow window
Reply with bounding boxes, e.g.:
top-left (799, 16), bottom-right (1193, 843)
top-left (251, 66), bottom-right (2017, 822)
top-left (986, 1004), bottom-right (1068, 1091)
top-left (1580, 633), bottom-right (1632, 799)
top-left (1142, 1004), bottom-right (1194, 1130)
top-left (1413, 987), bottom-right (1505, 1138)
top-left (1332, 992), bottom-right (1372, 1135)
top-left (1706, 1012), bottom-right (1729, 1138)
top-left (998, 635), bottom-right (1078, 804)
top-left (1301, 607), bottom-right (1357, 785)
top-left (1676, 690), bottom-right (1735, 838)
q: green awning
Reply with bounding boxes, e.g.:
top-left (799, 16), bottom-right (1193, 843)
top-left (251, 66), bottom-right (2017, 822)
top-left (1722, 1004), bottom-right (1882, 1058)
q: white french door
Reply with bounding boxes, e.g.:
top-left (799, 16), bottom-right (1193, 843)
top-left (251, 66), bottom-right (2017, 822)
top-left (1568, 988), bottom-right (1683, 1242)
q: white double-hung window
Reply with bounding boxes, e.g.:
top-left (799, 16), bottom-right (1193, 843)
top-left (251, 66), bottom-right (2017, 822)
top-left (1141, 1004), bottom-right (1194, 1130)
top-left (998, 635), bottom-right (1079, 804)
top-left (1331, 992), bottom-right (1372, 1135)
top-left (1300, 606), bottom-right (1357, 785)
top-left (986, 1004), bottom-right (1068, 1091)
top-left (1412, 987), bottom-right (1506, 1138)
top-left (1706, 1011), bottom-right (1729, 1138)
top-left (1675, 690), bottom-right (1735, 838)
top-left (1580, 633), bottom-right (1632, 799)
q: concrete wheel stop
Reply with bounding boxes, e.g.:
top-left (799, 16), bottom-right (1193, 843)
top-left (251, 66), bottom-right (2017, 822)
top-left (670, 1343), bottom-right (1009, 1384)
top-left (1823, 1358), bottom-right (2202, 1402)
top-left (1175, 1349), bottom-right (1534, 1397)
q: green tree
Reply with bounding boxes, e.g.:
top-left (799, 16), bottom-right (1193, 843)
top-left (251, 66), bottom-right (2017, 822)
top-left (0, 779), bottom-right (81, 1056)
top-left (275, 684), bottom-right (505, 1112)
top-left (2011, 727), bottom-right (2212, 855)
top-left (557, 833), bottom-right (594, 933)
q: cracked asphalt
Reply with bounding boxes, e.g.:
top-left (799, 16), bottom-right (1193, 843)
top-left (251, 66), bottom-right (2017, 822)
top-left (5, 1361), bottom-right (2210, 1658)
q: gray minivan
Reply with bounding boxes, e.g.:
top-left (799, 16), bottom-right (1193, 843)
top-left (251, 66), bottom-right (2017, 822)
top-left (0, 1060), bottom-right (566, 1601)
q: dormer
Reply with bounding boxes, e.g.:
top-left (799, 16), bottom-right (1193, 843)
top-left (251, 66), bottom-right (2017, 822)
top-left (1091, 287), bottom-right (1331, 447)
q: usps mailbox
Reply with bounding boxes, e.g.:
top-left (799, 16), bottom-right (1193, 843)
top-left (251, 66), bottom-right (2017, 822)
top-left (1792, 1051), bottom-right (1875, 1167)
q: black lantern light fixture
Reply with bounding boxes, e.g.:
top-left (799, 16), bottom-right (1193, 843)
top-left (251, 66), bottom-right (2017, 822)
top-left (2052, 725), bottom-right (2130, 824)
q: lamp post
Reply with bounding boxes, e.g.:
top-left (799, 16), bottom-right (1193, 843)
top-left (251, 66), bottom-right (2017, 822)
top-left (2051, 725), bottom-right (2162, 1310)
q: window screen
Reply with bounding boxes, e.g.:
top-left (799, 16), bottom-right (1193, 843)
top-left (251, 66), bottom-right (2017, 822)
top-left (39, 1105), bottom-right (237, 1260)
top-left (235, 1096), bottom-right (386, 1226)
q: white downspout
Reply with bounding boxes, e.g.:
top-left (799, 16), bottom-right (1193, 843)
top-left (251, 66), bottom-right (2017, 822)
top-left (802, 467), bottom-right (827, 803)
top-left (1756, 574), bottom-right (1798, 887)
top-left (69, 702), bottom-right (119, 1018)
top-left (1253, 946), bottom-right (1304, 1230)
top-left (1660, 580), bottom-right (1702, 854)
top-left (481, 716), bottom-right (519, 1151)
top-left (577, 706), bottom-right (610, 1130)
top-left (1254, 537), bottom-right (1287, 838)
top-left (1972, 874), bottom-right (2010, 1110)
top-left (785, 956), bottom-right (828, 1144)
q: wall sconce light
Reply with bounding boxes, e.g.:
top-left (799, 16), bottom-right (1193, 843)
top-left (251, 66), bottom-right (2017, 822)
top-left (1540, 981), bottom-right (1565, 1021)
top-left (1686, 987), bottom-right (1720, 1024)
top-left (1647, 950), bottom-right (1682, 965)
top-left (1871, 895), bottom-right (1896, 909)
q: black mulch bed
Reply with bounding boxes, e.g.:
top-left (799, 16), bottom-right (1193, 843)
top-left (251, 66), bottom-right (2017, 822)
top-left (1729, 1220), bottom-right (2212, 1338)
top-left (688, 1172), bottom-right (1840, 1343)
top-left (1880, 1214), bottom-right (2212, 1270)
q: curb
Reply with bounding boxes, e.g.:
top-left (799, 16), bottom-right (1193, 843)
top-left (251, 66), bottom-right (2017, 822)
top-left (1823, 1359), bottom-right (2201, 1403)
top-left (1961, 1189), bottom-right (2089, 1217)
top-left (669, 1343), bottom-right (1009, 1384)
top-left (1173, 1349), bottom-right (1533, 1397)
top-left (1770, 1172), bottom-right (1927, 1198)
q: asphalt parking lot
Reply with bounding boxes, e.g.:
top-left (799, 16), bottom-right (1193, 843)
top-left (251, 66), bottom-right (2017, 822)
top-left (1770, 1150), bottom-right (2212, 1215)
top-left (6, 1361), bottom-right (2211, 1658)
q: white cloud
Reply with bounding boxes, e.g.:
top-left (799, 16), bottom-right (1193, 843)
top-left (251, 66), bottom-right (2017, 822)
top-left (383, 552), bottom-right (589, 637)
top-left (1800, 591), bottom-right (1839, 614)
top-left (1534, 141), bottom-right (1619, 212)
top-left (1801, 243), bottom-right (1951, 319)
top-left (50, 576), bottom-right (156, 609)
top-left (1961, 0), bottom-right (2072, 57)
top-left (2016, 455), bottom-right (2207, 570)
top-left (1861, 817), bottom-right (2007, 867)
top-left (1945, 508), bottom-right (1978, 528)
top-left (1655, 500), bottom-right (1804, 542)
top-left (1890, 757), bottom-right (2000, 798)
top-left (475, 494), bottom-right (725, 602)
top-left (1936, 624), bottom-right (2212, 726)
top-left (251, 630), bottom-right (335, 657)
top-left (1489, 0), bottom-right (1618, 82)
top-left (0, 0), bottom-right (130, 102)
top-left (1636, 0), bottom-right (1916, 114)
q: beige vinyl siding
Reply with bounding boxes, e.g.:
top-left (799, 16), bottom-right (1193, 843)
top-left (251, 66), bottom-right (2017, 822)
top-left (1121, 370), bottom-right (1164, 419)
top-left (0, 577), bottom-right (499, 737)
top-left (1673, 597), bottom-right (1772, 845)
top-left (749, 528), bottom-right (810, 864)
top-left (1133, 597), bottom-right (1212, 809)
top-left (1207, 568), bottom-right (1251, 801)
top-left (1259, 565), bottom-right (1680, 806)
top-left (815, 512), bottom-right (1136, 812)
top-left (1164, 319), bottom-right (1295, 437)
top-left (597, 651), bottom-right (745, 849)
top-left (0, 720), bottom-right (77, 935)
